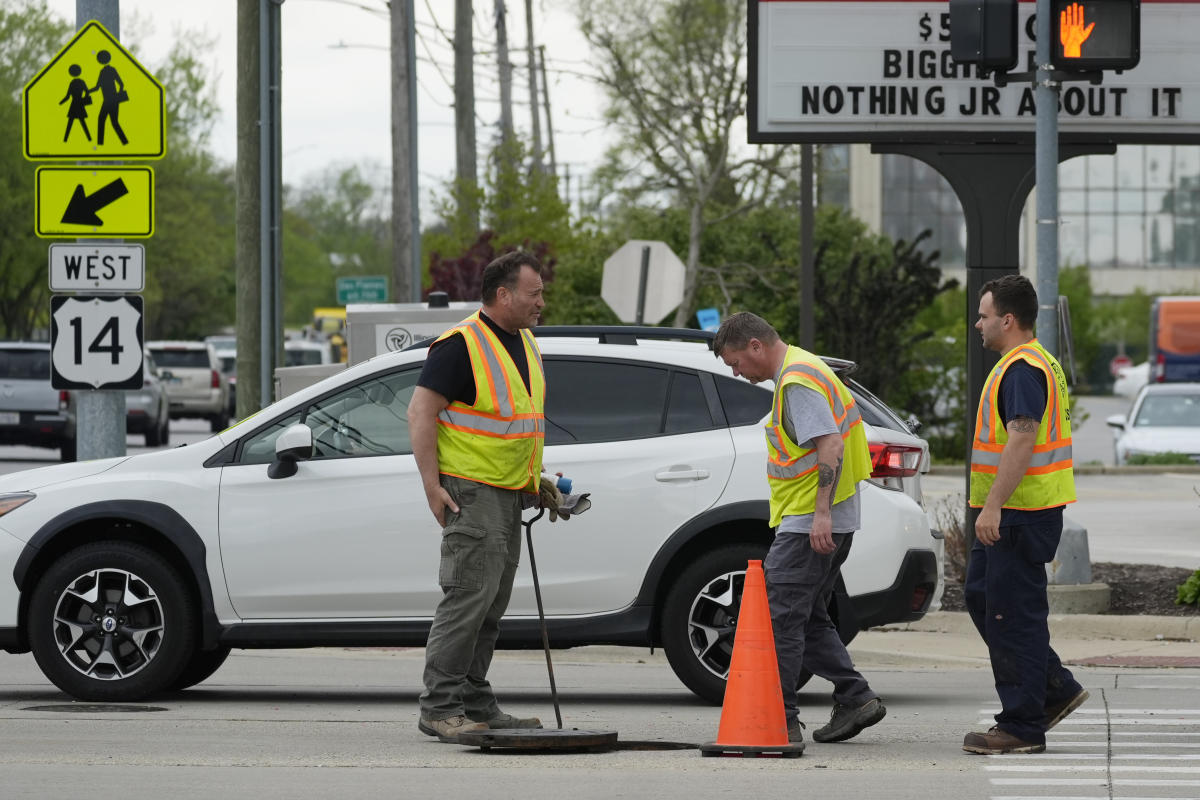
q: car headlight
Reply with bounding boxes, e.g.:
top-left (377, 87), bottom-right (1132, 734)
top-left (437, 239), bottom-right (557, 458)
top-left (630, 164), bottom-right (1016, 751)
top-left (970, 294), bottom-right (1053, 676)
top-left (0, 493), bottom-right (36, 517)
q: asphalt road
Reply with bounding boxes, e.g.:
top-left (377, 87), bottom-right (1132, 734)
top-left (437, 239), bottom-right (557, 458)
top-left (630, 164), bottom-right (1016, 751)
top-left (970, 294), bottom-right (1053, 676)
top-left (2, 645), bottom-right (1199, 799)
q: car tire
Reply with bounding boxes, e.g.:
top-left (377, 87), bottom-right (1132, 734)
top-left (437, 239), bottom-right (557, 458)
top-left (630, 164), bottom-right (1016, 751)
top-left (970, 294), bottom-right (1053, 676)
top-left (660, 541), bottom-right (856, 705)
top-left (661, 543), bottom-right (768, 705)
top-left (169, 646), bottom-right (232, 691)
top-left (145, 416), bottom-right (164, 447)
top-left (27, 541), bottom-right (197, 702)
top-left (59, 437), bottom-right (76, 462)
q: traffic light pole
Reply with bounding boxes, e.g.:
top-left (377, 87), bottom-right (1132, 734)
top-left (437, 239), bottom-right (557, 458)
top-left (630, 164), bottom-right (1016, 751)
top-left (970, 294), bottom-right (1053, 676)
top-left (1035, 0), bottom-right (1060, 357)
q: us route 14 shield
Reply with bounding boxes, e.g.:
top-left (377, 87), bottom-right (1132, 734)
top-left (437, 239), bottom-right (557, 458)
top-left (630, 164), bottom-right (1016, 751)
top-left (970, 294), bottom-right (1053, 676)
top-left (50, 295), bottom-right (144, 390)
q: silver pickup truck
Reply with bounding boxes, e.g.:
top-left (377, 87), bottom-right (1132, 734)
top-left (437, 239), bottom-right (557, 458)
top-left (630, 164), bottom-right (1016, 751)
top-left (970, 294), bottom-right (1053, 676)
top-left (0, 342), bottom-right (76, 461)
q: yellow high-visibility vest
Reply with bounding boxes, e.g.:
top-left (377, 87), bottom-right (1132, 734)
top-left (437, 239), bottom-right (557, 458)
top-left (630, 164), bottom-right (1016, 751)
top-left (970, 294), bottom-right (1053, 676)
top-left (435, 312), bottom-right (545, 493)
top-left (766, 346), bottom-right (873, 527)
top-left (969, 339), bottom-right (1075, 510)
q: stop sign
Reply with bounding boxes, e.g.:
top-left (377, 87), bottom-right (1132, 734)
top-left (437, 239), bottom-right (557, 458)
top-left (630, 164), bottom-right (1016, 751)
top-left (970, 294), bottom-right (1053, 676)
top-left (1110, 354), bottom-right (1132, 377)
top-left (601, 240), bottom-right (686, 324)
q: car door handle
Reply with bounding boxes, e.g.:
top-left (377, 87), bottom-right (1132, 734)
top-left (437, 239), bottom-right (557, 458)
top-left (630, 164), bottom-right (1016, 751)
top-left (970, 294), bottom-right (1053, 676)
top-left (655, 468), bottom-right (710, 482)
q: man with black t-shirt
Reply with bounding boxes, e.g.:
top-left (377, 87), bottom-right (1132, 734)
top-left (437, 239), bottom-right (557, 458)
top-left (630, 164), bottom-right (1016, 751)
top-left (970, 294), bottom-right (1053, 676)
top-left (963, 275), bottom-right (1088, 756)
top-left (407, 252), bottom-right (547, 743)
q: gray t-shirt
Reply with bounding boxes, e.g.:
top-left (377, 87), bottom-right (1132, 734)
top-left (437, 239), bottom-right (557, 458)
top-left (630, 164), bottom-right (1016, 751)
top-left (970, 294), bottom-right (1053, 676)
top-left (775, 384), bottom-right (862, 534)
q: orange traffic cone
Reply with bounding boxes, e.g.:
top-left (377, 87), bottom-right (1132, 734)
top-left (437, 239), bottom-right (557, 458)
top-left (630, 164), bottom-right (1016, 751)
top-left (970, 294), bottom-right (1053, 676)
top-left (700, 559), bottom-right (804, 758)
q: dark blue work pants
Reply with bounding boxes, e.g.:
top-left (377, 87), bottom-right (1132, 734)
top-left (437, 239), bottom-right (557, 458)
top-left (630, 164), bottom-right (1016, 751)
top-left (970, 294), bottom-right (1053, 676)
top-left (964, 521), bottom-right (1084, 745)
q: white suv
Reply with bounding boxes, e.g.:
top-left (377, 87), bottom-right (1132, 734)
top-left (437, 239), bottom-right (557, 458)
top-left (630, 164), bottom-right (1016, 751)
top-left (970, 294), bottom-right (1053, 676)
top-left (147, 341), bottom-right (230, 432)
top-left (0, 327), bottom-right (938, 703)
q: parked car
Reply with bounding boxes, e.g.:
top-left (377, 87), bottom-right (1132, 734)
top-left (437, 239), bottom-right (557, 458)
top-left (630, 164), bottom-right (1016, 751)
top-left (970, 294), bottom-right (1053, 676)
top-left (0, 342), bottom-right (75, 461)
top-left (125, 352), bottom-right (170, 447)
top-left (215, 348), bottom-right (237, 418)
top-left (1107, 382), bottom-right (1200, 465)
top-left (284, 339), bottom-right (333, 367)
top-left (0, 327), bottom-right (939, 704)
top-left (146, 340), bottom-right (230, 432)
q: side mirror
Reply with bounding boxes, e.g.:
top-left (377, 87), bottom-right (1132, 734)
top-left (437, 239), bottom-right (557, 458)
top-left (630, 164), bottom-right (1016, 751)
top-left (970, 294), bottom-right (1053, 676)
top-left (268, 423), bottom-right (313, 479)
top-left (1105, 414), bottom-right (1127, 431)
top-left (905, 414), bottom-right (924, 436)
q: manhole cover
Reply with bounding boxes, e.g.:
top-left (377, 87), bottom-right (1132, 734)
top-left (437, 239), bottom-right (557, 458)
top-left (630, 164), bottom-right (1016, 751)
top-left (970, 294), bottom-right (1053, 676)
top-left (22, 704), bottom-right (168, 713)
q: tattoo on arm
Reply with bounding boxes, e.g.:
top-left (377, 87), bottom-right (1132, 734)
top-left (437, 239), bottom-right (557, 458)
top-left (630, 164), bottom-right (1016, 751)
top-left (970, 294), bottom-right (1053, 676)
top-left (817, 456), bottom-right (842, 489)
top-left (817, 463), bottom-right (835, 487)
top-left (1011, 416), bottom-right (1037, 433)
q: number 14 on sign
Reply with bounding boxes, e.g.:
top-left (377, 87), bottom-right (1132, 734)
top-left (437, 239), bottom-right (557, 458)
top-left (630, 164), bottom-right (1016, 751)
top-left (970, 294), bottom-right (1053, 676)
top-left (50, 295), bottom-right (144, 390)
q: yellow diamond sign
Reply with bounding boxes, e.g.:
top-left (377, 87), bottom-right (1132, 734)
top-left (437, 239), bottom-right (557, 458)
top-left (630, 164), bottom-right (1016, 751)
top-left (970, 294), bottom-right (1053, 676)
top-left (23, 20), bottom-right (165, 161)
top-left (35, 166), bottom-right (155, 239)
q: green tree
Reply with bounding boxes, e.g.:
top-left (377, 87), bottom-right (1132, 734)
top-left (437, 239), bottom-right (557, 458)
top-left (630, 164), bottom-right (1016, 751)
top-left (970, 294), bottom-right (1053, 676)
top-left (0, 2), bottom-right (71, 338)
top-left (139, 31), bottom-right (236, 339)
top-left (577, 0), bottom-right (786, 326)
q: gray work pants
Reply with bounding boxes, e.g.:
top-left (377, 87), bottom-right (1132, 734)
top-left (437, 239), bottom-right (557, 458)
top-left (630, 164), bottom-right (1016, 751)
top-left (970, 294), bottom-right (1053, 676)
top-left (420, 475), bottom-right (523, 721)
top-left (764, 529), bottom-right (877, 723)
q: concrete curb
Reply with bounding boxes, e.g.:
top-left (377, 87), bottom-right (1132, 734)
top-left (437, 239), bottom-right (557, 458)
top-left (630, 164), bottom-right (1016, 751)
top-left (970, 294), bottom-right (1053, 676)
top-left (890, 610), bottom-right (1200, 642)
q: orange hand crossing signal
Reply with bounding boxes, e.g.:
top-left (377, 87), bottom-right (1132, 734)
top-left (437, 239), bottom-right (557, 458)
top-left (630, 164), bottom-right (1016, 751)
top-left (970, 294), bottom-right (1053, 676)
top-left (1059, 2), bottom-right (1096, 59)
top-left (1050, 0), bottom-right (1140, 72)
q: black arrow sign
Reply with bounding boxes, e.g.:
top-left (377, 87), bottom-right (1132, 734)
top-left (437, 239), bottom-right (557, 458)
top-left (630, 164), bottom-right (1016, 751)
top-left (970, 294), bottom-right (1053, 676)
top-left (60, 178), bottom-right (129, 226)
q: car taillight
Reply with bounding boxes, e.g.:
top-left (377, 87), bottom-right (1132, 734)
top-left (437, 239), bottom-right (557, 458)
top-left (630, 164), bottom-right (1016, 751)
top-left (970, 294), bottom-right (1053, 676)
top-left (58, 391), bottom-right (70, 411)
top-left (211, 369), bottom-right (220, 389)
top-left (868, 443), bottom-right (922, 478)
top-left (1154, 352), bottom-right (1165, 383)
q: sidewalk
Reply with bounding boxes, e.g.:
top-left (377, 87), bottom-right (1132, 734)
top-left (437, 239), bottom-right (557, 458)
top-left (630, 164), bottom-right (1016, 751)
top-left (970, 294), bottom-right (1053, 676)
top-left (851, 611), bottom-right (1200, 669)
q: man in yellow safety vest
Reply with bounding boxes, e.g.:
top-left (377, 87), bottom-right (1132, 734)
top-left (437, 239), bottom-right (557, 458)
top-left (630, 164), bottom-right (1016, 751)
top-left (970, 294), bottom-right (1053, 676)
top-left (962, 274), bottom-right (1089, 756)
top-left (408, 251), bottom-right (547, 743)
top-left (714, 312), bottom-right (886, 751)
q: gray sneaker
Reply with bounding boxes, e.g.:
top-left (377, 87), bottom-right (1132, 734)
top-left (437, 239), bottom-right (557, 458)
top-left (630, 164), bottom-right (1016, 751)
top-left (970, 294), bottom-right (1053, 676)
top-left (812, 698), bottom-right (887, 743)
top-left (418, 714), bottom-right (489, 743)
top-left (470, 711), bottom-right (542, 729)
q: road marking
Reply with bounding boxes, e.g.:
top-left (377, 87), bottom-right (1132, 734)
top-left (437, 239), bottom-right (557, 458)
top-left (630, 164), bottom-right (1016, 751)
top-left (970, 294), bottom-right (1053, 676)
top-left (987, 765), bottom-right (1200, 772)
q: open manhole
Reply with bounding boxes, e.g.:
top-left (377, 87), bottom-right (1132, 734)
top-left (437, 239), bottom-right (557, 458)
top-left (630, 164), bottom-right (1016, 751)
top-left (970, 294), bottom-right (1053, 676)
top-left (23, 704), bottom-right (168, 713)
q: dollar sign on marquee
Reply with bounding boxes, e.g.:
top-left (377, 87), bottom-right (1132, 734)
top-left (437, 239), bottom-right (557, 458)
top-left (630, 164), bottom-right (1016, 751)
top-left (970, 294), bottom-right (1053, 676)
top-left (918, 12), bottom-right (932, 41)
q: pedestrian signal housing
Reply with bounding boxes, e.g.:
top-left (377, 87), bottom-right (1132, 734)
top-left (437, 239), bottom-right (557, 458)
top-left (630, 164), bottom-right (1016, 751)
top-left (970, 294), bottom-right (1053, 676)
top-left (949, 0), bottom-right (1019, 71)
top-left (1050, 0), bottom-right (1140, 71)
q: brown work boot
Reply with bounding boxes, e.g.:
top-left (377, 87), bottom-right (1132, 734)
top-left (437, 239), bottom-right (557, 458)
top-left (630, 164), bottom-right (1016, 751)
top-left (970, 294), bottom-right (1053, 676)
top-left (963, 726), bottom-right (1046, 755)
top-left (418, 714), bottom-right (489, 743)
top-left (786, 718), bottom-right (807, 749)
top-left (1044, 689), bottom-right (1089, 730)
top-left (470, 711), bottom-right (543, 729)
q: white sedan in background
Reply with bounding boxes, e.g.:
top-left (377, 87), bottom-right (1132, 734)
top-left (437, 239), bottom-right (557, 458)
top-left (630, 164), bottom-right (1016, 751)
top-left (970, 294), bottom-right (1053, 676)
top-left (1107, 382), bottom-right (1200, 465)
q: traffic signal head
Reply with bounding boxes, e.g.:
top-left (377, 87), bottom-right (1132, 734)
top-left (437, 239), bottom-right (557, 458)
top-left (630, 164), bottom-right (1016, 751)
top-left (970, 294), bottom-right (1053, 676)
top-left (1050, 0), bottom-right (1140, 71)
top-left (950, 0), bottom-right (1019, 71)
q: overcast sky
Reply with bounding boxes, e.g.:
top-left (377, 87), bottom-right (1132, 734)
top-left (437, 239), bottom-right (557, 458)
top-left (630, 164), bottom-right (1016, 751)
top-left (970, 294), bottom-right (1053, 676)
top-left (43, 0), bottom-right (611, 213)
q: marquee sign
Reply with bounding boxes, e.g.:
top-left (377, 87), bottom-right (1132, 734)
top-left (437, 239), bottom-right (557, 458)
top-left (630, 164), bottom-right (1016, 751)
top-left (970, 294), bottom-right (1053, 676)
top-left (749, 0), bottom-right (1200, 144)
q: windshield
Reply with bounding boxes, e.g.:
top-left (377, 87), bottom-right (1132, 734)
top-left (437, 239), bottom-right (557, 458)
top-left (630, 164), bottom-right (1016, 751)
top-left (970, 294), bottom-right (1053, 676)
top-left (152, 349), bottom-right (210, 369)
top-left (1134, 392), bottom-right (1200, 427)
top-left (0, 348), bottom-right (50, 380)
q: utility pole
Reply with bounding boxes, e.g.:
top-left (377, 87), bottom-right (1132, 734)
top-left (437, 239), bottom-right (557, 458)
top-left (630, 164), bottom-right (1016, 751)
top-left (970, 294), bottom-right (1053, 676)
top-left (454, 0), bottom-right (478, 231)
top-left (799, 144), bottom-right (815, 350)
top-left (495, 0), bottom-right (514, 144)
top-left (391, 0), bottom-right (420, 301)
top-left (524, 0), bottom-right (542, 170)
top-left (235, 0), bottom-right (263, 416)
top-left (539, 45), bottom-right (556, 176)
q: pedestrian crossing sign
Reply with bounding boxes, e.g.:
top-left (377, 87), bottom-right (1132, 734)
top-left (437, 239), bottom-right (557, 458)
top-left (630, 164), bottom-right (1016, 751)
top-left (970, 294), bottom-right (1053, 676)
top-left (22, 20), bottom-right (166, 161)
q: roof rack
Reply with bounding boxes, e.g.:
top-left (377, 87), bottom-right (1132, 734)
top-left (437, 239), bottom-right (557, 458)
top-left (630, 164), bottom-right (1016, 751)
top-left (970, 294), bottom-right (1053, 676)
top-left (531, 326), bottom-right (715, 347)
top-left (403, 325), bottom-right (714, 351)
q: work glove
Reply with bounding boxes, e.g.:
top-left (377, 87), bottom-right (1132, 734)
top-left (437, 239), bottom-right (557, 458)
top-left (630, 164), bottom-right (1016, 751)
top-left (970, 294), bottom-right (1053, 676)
top-left (551, 492), bottom-right (592, 522)
top-left (538, 474), bottom-right (564, 515)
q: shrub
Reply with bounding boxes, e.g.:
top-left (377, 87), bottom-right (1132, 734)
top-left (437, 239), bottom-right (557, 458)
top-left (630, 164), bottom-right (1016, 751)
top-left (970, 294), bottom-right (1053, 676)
top-left (1126, 452), bottom-right (1197, 466)
top-left (1177, 570), bottom-right (1200, 606)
